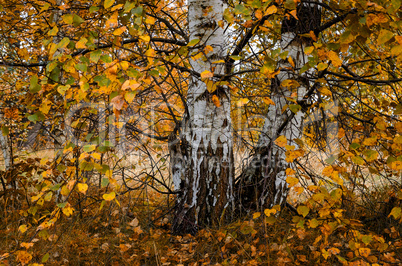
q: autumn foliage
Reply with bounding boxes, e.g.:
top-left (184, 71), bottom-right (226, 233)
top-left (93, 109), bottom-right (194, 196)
top-left (1, 0), bottom-right (402, 264)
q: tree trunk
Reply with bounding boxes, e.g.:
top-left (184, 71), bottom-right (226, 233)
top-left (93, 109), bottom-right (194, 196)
top-left (0, 113), bottom-right (11, 171)
top-left (237, 1), bottom-right (322, 211)
top-left (171, 0), bottom-right (234, 235)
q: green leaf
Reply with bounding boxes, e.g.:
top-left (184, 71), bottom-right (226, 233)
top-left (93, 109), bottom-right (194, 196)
top-left (79, 161), bottom-right (94, 171)
top-left (389, 207), bottom-right (402, 219)
top-left (101, 178), bottom-right (109, 188)
top-left (352, 155), bottom-right (365, 165)
top-left (187, 38), bottom-right (200, 47)
top-left (309, 218), bottom-right (319, 228)
top-left (350, 143), bottom-right (360, 150)
top-left (48, 26), bottom-right (58, 36)
top-left (125, 91), bottom-right (136, 103)
top-left (42, 253), bottom-right (50, 263)
top-left (289, 104), bottom-right (301, 114)
top-left (378, 29), bottom-right (394, 45)
top-left (57, 85), bottom-right (70, 95)
top-left (83, 144), bottom-right (96, 152)
top-left (57, 37), bottom-right (70, 49)
top-left (28, 112), bottom-right (45, 122)
top-left (132, 6), bottom-right (143, 16)
top-left (364, 150), bottom-right (378, 161)
top-left (100, 54), bottom-right (112, 63)
top-left (44, 191), bottom-right (53, 201)
top-left (75, 63), bottom-right (87, 72)
top-left (73, 14), bottom-right (85, 26)
top-left (57, 202), bottom-right (67, 208)
top-left (29, 75), bottom-right (41, 93)
top-left (325, 155), bottom-right (337, 165)
top-left (362, 235), bottom-right (373, 244)
top-left (90, 50), bottom-right (102, 63)
top-left (62, 14), bottom-right (73, 24)
top-left (297, 205), bottom-right (310, 217)
top-left (124, 1), bottom-right (136, 13)
top-left (50, 184), bottom-right (62, 191)
top-left (89, 6), bottom-right (100, 13)
top-left (234, 4), bottom-right (250, 16)
top-left (229, 55), bottom-right (242, 60)
top-left (2, 126), bottom-right (9, 136)
top-left (104, 0), bottom-right (114, 9)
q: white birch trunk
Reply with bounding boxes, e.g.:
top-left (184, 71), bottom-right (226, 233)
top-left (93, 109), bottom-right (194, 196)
top-left (172, 0), bottom-right (234, 234)
top-left (238, 1), bottom-right (321, 209)
top-left (0, 113), bottom-right (11, 171)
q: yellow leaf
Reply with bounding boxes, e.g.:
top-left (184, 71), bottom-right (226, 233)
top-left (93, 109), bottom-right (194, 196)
top-left (75, 37), bottom-right (87, 49)
top-left (103, 191), bottom-right (116, 201)
top-left (62, 14), bottom-right (74, 24)
top-left (304, 46), bottom-right (314, 55)
top-left (391, 45), bottom-right (402, 56)
top-left (77, 183), bottom-right (88, 194)
top-left (288, 56), bottom-right (295, 67)
top-left (16, 250), bottom-right (32, 265)
top-left (262, 97), bottom-right (275, 105)
top-left (309, 31), bottom-right (317, 41)
top-left (253, 212), bottom-right (261, 219)
top-left (327, 51), bottom-right (342, 67)
top-left (20, 242), bottom-right (34, 249)
top-left (104, 0), bottom-right (115, 9)
top-left (358, 247), bottom-right (371, 258)
top-left (48, 26), bottom-right (58, 36)
top-left (139, 35), bottom-right (150, 42)
top-left (297, 205), bottom-right (310, 217)
top-left (255, 9), bottom-right (263, 20)
top-left (294, 186), bottom-right (304, 195)
top-left (92, 152), bottom-right (101, 160)
top-left (237, 98), bottom-right (249, 106)
top-left (286, 176), bottom-right (299, 187)
top-left (201, 70), bottom-right (213, 79)
top-left (388, 207), bottom-right (401, 219)
top-left (113, 26), bottom-right (126, 36)
top-left (275, 135), bottom-right (287, 147)
top-left (19, 225), bottom-right (28, 233)
top-left (120, 61), bottom-right (130, 70)
top-left (317, 62), bottom-right (328, 71)
top-left (285, 149), bottom-right (304, 162)
top-left (265, 5), bottom-right (277, 15)
top-left (290, 10), bottom-right (298, 20)
top-left (145, 16), bottom-right (156, 24)
top-left (62, 205), bottom-right (74, 217)
top-left (286, 168), bottom-right (295, 175)
top-left (211, 95), bottom-right (221, 107)
top-left (105, 13), bottom-right (118, 29)
top-left (264, 208), bottom-right (277, 217)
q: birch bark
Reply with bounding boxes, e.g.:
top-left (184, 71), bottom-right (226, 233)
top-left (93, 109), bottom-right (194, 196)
top-left (0, 113), bottom-right (11, 171)
top-left (237, 1), bottom-right (322, 210)
top-left (171, 0), bottom-right (234, 235)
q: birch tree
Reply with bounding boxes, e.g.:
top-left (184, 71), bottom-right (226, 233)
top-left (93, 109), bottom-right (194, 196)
top-left (237, 1), bottom-right (322, 210)
top-left (171, 0), bottom-right (234, 235)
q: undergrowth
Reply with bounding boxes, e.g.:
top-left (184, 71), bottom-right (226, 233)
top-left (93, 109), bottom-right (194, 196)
top-left (1, 180), bottom-right (402, 266)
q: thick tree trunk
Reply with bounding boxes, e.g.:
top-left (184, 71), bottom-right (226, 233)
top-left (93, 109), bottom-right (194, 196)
top-left (171, 0), bottom-right (234, 235)
top-left (237, 1), bottom-right (322, 211)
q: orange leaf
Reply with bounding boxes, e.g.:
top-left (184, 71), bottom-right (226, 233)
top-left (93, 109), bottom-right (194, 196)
top-left (211, 95), bottom-right (221, 107)
top-left (275, 135), bottom-right (287, 147)
top-left (201, 70), bottom-right (213, 79)
top-left (327, 51), bottom-right (342, 67)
